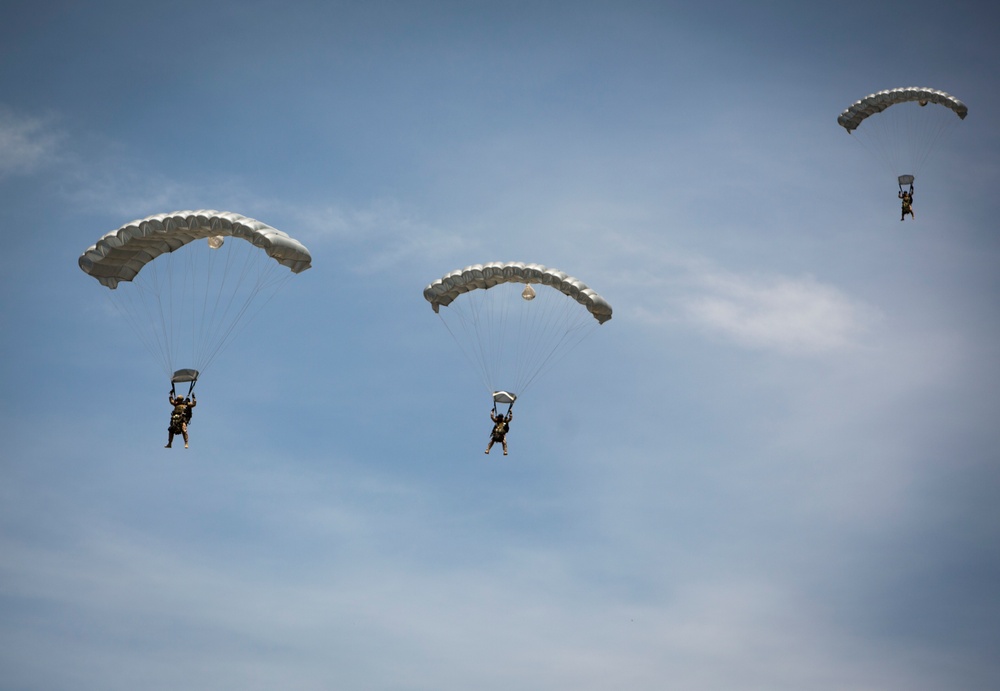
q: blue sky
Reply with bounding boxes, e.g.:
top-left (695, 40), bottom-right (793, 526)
top-left (2, 1), bottom-right (999, 689)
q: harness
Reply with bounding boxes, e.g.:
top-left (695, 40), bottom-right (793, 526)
top-left (169, 401), bottom-right (191, 433)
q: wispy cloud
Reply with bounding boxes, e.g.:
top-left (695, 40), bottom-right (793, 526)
top-left (66, 167), bottom-right (199, 220)
top-left (677, 270), bottom-right (878, 354)
top-left (0, 465), bottom-right (948, 691)
top-left (280, 198), bottom-right (477, 273)
top-left (2, 116), bottom-right (222, 221)
top-left (47, 129), bottom-right (471, 274)
top-left (0, 107), bottom-right (63, 178)
top-left (618, 246), bottom-right (879, 355)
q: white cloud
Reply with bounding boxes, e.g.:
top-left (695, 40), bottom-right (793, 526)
top-left (678, 270), bottom-right (878, 354)
top-left (618, 246), bottom-right (879, 356)
top-left (0, 107), bottom-right (63, 177)
top-left (0, 507), bottom-right (945, 691)
top-left (280, 198), bottom-right (477, 273)
top-left (66, 167), bottom-right (196, 219)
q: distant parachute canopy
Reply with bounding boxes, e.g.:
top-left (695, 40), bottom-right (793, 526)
top-left (837, 86), bottom-right (967, 183)
top-left (424, 262), bottom-right (612, 400)
top-left (79, 210), bottom-right (311, 289)
top-left (79, 210), bottom-right (312, 383)
top-left (837, 87), bottom-right (968, 133)
top-left (424, 262), bottom-right (612, 324)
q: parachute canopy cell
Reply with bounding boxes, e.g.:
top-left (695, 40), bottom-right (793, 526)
top-left (78, 210), bottom-right (312, 289)
top-left (837, 86), bottom-right (968, 133)
top-left (423, 262), bottom-right (613, 324)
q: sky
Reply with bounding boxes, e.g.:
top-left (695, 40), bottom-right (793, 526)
top-left (2, 1), bottom-right (999, 689)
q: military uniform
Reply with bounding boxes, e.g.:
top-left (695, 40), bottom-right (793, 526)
top-left (165, 393), bottom-right (196, 448)
top-left (485, 410), bottom-right (512, 455)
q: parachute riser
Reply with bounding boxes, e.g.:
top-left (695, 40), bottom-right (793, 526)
top-left (170, 381), bottom-right (197, 397)
top-left (492, 401), bottom-right (514, 417)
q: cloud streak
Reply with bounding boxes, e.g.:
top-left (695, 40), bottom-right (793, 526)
top-left (618, 246), bottom-right (879, 355)
top-left (677, 270), bottom-right (878, 354)
top-left (0, 107), bottom-right (63, 178)
top-left (278, 198), bottom-right (478, 274)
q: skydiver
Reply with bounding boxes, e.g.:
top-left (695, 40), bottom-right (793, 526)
top-left (899, 183), bottom-right (914, 221)
top-left (165, 392), bottom-right (196, 449)
top-left (485, 408), bottom-right (513, 456)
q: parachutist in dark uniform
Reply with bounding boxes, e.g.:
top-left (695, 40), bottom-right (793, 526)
top-left (485, 409), bottom-right (512, 455)
top-left (165, 392), bottom-right (196, 448)
top-left (899, 184), bottom-right (914, 221)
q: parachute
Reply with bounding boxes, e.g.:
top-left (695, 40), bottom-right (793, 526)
top-left (79, 210), bottom-right (312, 388)
top-left (837, 86), bottom-right (967, 187)
top-left (424, 262), bottom-right (612, 406)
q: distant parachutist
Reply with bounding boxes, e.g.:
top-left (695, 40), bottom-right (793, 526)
top-left (165, 391), bottom-right (196, 449)
top-left (485, 406), bottom-right (513, 456)
top-left (899, 183), bottom-right (914, 221)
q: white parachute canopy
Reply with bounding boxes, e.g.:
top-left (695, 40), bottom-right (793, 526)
top-left (423, 262), bottom-right (612, 401)
top-left (79, 210), bottom-right (312, 383)
top-left (837, 86), bottom-right (968, 183)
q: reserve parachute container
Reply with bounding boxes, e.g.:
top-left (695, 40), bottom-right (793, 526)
top-left (79, 210), bottom-right (312, 390)
top-left (423, 261), bottom-right (612, 408)
top-left (837, 86), bottom-right (967, 187)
